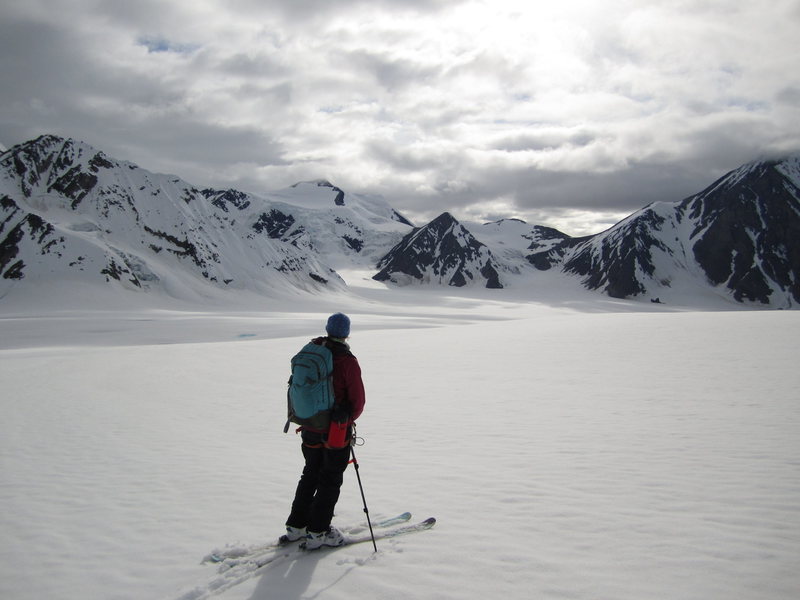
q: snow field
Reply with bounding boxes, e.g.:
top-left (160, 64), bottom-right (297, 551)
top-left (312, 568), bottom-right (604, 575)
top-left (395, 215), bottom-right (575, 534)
top-left (357, 311), bottom-right (800, 600)
top-left (1, 307), bottom-right (799, 600)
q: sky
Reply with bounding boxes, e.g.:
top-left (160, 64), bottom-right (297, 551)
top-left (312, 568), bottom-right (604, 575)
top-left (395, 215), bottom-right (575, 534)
top-left (1, 0), bottom-right (799, 236)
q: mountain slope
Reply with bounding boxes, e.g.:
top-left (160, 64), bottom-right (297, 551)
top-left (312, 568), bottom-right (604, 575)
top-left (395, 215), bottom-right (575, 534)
top-left (523, 156), bottom-right (800, 308)
top-left (682, 157), bottom-right (800, 304)
top-left (0, 135), bottom-right (413, 303)
top-left (373, 212), bottom-right (504, 288)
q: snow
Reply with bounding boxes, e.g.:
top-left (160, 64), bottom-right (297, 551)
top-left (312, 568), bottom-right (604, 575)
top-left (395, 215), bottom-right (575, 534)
top-left (1, 141), bottom-right (415, 303)
top-left (1, 286), bottom-right (799, 600)
top-left (776, 156), bottom-right (800, 191)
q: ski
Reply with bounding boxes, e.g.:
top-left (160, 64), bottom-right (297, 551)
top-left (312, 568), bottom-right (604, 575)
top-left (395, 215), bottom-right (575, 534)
top-left (228, 517), bottom-right (435, 569)
top-left (345, 510), bottom-right (412, 535)
top-left (205, 511), bottom-right (412, 563)
top-left (250, 517), bottom-right (436, 567)
top-left (301, 516), bottom-right (436, 552)
top-left (183, 516), bottom-right (435, 600)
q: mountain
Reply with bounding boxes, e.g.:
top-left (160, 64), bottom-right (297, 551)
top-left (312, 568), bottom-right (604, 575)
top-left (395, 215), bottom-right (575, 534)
top-left (681, 158), bottom-right (800, 304)
top-left (525, 156), bottom-right (800, 307)
top-left (0, 135), bottom-right (413, 303)
top-left (2, 134), bottom-right (798, 309)
top-left (373, 212), bottom-right (504, 288)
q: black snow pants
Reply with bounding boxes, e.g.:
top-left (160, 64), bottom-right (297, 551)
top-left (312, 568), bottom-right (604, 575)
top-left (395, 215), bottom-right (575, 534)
top-left (286, 430), bottom-right (351, 534)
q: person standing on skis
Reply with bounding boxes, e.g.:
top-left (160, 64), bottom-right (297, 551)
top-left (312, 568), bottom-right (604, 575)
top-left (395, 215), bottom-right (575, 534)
top-left (283, 313), bottom-right (366, 549)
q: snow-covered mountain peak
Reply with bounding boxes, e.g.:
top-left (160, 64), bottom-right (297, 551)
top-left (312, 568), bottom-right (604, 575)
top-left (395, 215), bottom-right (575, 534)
top-left (374, 211), bottom-right (504, 288)
top-left (0, 135), bottom-right (415, 304)
top-left (282, 179), bottom-right (347, 208)
top-left (475, 218), bottom-right (533, 241)
top-left (521, 155), bottom-right (800, 307)
top-left (267, 179), bottom-right (413, 229)
top-left (2, 134), bottom-right (799, 309)
top-left (293, 179), bottom-right (336, 188)
top-left (700, 154), bottom-right (800, 201)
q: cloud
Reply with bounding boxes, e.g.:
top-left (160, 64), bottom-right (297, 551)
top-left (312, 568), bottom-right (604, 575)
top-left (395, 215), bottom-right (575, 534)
top-left (137, 35), bottom-right (201, 54)
top-left (1, 0), bottom-right (799, 235)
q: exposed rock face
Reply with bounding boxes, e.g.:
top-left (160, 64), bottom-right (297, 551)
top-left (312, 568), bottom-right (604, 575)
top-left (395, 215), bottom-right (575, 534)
top-left (374, 212), bottom-right (503, 289)
top-left (525, 157), bottom-right (800, 307)
top-left (681, 158), bottom-right (800, 304)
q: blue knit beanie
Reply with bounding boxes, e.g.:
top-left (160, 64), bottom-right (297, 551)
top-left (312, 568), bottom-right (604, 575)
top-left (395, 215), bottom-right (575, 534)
top-left (326, 312), bottom-right (351, 338)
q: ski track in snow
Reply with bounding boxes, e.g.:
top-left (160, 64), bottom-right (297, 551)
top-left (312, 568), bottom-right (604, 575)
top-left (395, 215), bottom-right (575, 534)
top-left (1, 301), bottom-right (799, 600)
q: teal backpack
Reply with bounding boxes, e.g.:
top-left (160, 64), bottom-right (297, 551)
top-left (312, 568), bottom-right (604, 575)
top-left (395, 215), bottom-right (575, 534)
top-left (284, 341), bottom-right (335, 432)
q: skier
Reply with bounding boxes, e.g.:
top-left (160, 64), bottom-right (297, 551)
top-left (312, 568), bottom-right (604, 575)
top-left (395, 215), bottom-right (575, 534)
top-left (284, 312), bottom-right (366, 550)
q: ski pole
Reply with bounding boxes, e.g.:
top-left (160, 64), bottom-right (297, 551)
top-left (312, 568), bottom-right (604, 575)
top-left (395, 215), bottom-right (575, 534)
top-left (349, 444), bottom-right (377, 552)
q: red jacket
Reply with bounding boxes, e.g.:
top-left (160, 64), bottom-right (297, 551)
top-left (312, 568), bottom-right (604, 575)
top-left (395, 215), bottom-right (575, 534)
top-left (313, 337), bottom-right (365, 423)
